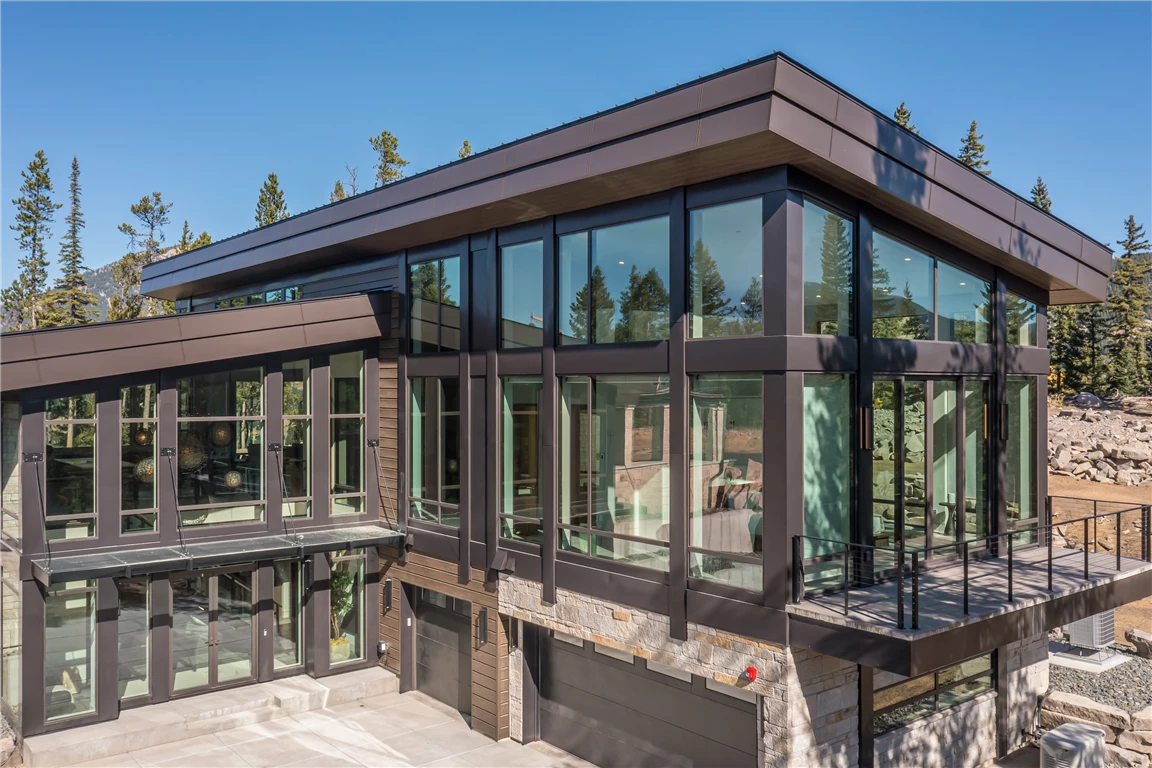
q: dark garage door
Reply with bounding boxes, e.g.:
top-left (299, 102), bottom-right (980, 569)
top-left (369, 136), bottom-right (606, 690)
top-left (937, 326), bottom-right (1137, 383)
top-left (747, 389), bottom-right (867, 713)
top-left (414, 587), bottom-right (472, 720)
top-left (540, 632), bottom-right (757, 768)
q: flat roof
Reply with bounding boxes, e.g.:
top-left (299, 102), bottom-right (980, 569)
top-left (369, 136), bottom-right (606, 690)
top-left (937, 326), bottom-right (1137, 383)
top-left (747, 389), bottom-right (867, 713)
top-left (141, 53), bottom-right (1112, 304)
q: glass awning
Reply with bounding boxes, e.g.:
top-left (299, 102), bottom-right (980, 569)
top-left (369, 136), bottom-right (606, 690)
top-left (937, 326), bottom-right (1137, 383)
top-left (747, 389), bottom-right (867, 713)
top-left (29, 523), bottom-right (404, 585)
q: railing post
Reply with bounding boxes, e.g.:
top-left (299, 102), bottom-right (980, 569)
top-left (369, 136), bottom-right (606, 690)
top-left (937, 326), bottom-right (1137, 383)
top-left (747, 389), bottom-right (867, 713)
top-left (1117, 512), bottom-right (1123, 571)
top-left (1007, 532), bottom-right (1014, 602)
top-left (911, 551), bottom-right (919, 631)
top-left (963, 541), bottom-right (969, 615)
top-left (791, 536), bottom-right (803, 603)
top-left (896, 544), bottom-right (905, 630)
top-left (1144, 505), bottom-right (1151, 563)
top-left (1084, 518), bottom-right (1090, 580)
top-left (843, 543), bottom-right (850, 616)
top-left (1048, 518), bottom-right (1054, 592)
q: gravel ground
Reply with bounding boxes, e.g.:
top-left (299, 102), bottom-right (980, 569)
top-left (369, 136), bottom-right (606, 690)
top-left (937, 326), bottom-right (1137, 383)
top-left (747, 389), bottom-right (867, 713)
top-left (1050, 643), bottom-right (1152, 714)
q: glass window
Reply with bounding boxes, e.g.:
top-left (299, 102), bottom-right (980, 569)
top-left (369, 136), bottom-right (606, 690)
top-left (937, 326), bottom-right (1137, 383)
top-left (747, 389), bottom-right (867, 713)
top-left (689, 375), bottom-right (763, 590)
top-left (409, 257), bottom-right (461, 354)
top-left (559, 376), bottom-right (670, 572)
top-left (803, 375), bottom-right (852, 569)
top-left (273, 561), bottom-right (303, 669)
top-left (501, 241), bottom-right (544, 348)
top-left (873, 654), bottom-right (993, 734)
top-left (176, 367), bottom-right (265, 528)
top-left (3, 402), bottom-right (23, 543)
top-left (331, 352), bottom-right (365, 516)
top-left (937, 262), bottom-right (990, 343)
top-left (964, 381), bottom-right (989, 539)
top-left (501, 377), bottom-right (543, 543)
top-left (409, 377), bottom-right (460, 527)
top-left (330, 551), bottom-right (365, 665)
top-left (803, 200), bottom-right (854, 336)
top-left (45, 580), bottom-right (97, 722)
top-left (689, 199), bottom-right (763, 338)
top-left (873, 232), bottom-right (933, 340)
top-left (283, 360), bottom-right (311, 519)
top-left (560, 217), bottom-right (670, 345)
top-left (1006, 292), bottom-right (1038, 346)
top-left (1006, 376), bottom-right (1037, 535)
top-left (45, 394), bottom-right (97, 541)
top-left (117, 578), bottom-right (149, 700)
top-left (1, 557), bottom-right (21, 728)
top-left (121, 384), bottom-right (158, 534)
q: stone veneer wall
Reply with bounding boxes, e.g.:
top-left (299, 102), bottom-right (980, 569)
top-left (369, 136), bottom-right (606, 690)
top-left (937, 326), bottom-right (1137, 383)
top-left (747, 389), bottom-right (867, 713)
top-left (499, 576), bottom-right (858, 768)
top-left (1001, 632), bottom-right (1050, 753)
top-left (874, 692), bottom-right (997, 768)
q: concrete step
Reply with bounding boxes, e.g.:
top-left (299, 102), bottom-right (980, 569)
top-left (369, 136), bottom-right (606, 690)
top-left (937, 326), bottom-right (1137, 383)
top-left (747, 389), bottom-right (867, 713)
top-left (23, 667), bottom-right (398, 768)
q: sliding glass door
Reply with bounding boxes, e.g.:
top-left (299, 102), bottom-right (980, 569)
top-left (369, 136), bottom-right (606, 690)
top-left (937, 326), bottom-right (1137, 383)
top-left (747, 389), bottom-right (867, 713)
top-left (171, 567), bottom-right (255, 693)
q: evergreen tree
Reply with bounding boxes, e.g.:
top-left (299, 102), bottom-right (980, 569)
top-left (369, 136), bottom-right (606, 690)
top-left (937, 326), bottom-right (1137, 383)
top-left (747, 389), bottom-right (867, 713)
top-left (568, 265), bottom-right (614, 343)
top-left (817, 211), bottom-right (852, 334)
top-left (958, 120), bottom-right (991, 176)
top-left (254, 173), bottom-right (289, 227)
top-left (3, 150), bottom-right (61, 330)
top-left (109, 192), bottom-right (173, 320)
top-left (1074, 302), bottom-right (1110, 393)
top-left (616, 266), bottom-right (670, 342)
top-left (45, 157), bottom-right (98, 327)
top-left (688, 239), bottom-right (730, 336)
top-left (369, 130), bottom-right (409, 186)
top-left (458, 140), bottom-right (473, 159)
top-left (893, 102), bottom-right (919, 135)
top-left (177, 220), bottom-right (211, 252)
top-left (330, 179), bottom-right (347, 203)
top-left (1107, 216), bottom-right (1152, 394)
top-left (736, 276), bottom-right (763, 334)
top-left (1029, 177), bottom-right (1052, 213)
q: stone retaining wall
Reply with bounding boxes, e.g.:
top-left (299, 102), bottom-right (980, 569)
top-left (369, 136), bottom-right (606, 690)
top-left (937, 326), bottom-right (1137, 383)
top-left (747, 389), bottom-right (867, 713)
top-left (1041, 692), bottom-right (1152, 767)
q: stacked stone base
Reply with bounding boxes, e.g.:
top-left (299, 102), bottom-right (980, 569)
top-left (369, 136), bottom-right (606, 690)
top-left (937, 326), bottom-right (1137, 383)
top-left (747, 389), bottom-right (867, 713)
top-left (1041, 692), bottom-right (1152, 767)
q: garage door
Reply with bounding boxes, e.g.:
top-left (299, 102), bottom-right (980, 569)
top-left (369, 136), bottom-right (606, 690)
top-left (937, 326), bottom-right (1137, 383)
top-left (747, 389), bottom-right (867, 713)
top-left (540, 632), bottom-right (757, 768)
top-left (413, 587), bottom-right (471, 720)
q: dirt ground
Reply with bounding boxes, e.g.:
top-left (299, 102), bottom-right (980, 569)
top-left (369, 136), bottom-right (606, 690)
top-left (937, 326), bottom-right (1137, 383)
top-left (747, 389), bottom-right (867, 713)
top-left (1048, 472), bottom-right (1152, 644)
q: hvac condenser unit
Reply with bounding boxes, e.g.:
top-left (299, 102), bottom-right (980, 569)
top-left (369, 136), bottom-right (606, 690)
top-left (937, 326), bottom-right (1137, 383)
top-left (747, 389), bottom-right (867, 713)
top-left (1040, 722), bottom-right (1105, 768)
top-left (1065, 610), bottom-right (1115, 650)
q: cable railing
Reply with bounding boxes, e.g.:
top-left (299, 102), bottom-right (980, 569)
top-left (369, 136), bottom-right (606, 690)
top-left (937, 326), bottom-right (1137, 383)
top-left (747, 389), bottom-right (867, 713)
top-left (791, 496), bottom-right (1152, 631)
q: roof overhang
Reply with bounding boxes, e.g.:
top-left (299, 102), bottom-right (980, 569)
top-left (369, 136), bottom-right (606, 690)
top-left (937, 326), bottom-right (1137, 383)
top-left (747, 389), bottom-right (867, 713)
top-left (141, 55), bottom-right (1111, 305)
top-left (0, 291), bottom-right (391, 393)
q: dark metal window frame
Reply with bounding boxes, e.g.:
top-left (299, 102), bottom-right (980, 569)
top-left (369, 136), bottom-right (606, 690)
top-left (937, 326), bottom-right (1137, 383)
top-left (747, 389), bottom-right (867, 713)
top-left (407, 376), bottom-right (461, 529)
top-left (43, 393), bottom-right (99, 542)
top-left (119, 382), bottom-right (160, 537)
top-left (871, 652), bottom-right (996, 735)
top-left (213, 285), bottom-right (303, 310)
top-left (799, 193), bottom-right (858, 339)
top-left (408, 245), bottom-right (463, 356)
top-left (498, 375), bottom-right (543, 544)
top-left (498, 237), bottom-right (545, 350)
top-left (328, 350), bottom-right (368, 516)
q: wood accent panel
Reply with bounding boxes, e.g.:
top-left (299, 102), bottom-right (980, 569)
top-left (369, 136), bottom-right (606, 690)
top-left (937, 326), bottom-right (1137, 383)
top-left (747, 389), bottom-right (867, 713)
top-left (378, 292), bottom-right (401, 530)
top-left (378, 547), bottom-right (508, 740)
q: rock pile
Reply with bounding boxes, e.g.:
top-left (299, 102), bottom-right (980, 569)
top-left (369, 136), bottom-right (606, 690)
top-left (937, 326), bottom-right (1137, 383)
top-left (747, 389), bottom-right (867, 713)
top-left (1048, 409), bottom-right (1152, 486)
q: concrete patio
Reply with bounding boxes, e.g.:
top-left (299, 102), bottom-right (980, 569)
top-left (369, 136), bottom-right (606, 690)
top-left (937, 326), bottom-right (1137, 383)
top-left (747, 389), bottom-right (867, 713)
top-left (65, 690), bottom-right (593, 768)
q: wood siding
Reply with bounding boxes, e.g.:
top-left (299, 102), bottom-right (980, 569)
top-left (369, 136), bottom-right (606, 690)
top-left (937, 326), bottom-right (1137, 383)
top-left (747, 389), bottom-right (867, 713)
top-left (378, 291), bottom-right (401, 528)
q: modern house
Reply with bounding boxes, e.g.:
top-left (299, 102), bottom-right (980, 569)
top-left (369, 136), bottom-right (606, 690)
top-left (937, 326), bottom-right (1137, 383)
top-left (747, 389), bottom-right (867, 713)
top-left (2, 53), bottom-right (1150, 768)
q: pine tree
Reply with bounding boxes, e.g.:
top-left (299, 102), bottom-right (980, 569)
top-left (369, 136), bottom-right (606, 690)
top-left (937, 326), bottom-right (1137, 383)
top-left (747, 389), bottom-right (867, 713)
top-left (1106, 216), bottom-right (1152, 394)
top-left (893, 102), bottom-right (919, 135)
top-left (109, 192), bottom-right (173, 320)
top-left (330, 179), bottom-right (347, 203)
top-left (458, 140), bottom-right (473, 159)
top-left (3, 150), bottom-right (61, 330)
top-left (177, 220), bottom-right (211, 252)
top-left (1075, 302), bottom-right (1110, 393)
top-left (44, 157), bottom-right (98, 327)
top-left (736, 276), bottom-right (763, 334)
top-left (254, 173), bottom-right (289, 227)
top-left (816, 211), bottom-right (853, 334)
top-left (958, 121), bottom-right (990, 176)
top-left (369, 130), bottom-right (409, 186)
top-left (1031, 178), bottom-right (1076, 392)
top-left (616, 266), bottom-right (670, 342)
top-left (688, 239), bottom-right (730, 336)
top-left (1030, 177), bottom-right (1052, 213)
top-left (568, 265), bottom-right (614, 343)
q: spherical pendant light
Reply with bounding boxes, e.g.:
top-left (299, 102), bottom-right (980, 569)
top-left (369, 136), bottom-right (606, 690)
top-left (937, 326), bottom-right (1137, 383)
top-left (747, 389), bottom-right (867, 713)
top-left (209, 422), bottom-right (233, 446)
top-left (224, 470), bottom-right (243, 489)
top-left (133, 457), bottom-right (155, 482)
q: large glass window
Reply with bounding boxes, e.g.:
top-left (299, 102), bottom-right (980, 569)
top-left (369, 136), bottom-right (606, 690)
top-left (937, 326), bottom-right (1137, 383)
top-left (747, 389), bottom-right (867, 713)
top-left (409, 257), bottom-right (461, 354)
top-left (964, 381), bottom-right (989, 539)
top-left (1006, 377), bottom-right (1037, 533)
top-left (559, 376), bottom-right (670, 572)
top-left (501, 241), bottom-right (544, 348)
top-left (2, 402), bottom-right (21, 543)
top-left (559, 217), bottom-right (670, 345)
top-left (121, 384), bottom-right (157, 534)
top-left (330, 352), bottom-right (365, 516)
top-left (409, 378), bottom-right (460, 527)
top-left (45, 394), bottom-right (97, 540)
top-left (501, 377), bottom-right (543, 544)
top-left (873, 655), bottom-right (993, 734)
top-left (273, 560), bottom-right (303, 669)
top-left (937, 262), bottom-right (991, 343)
top-left (117, 578), bottom-right (149, 700)
top-left (329, 550), bottom-right (365, 665)
top-left (689, 375), bottom-right (763, 589)
top-left (1, 555), bottom-right (21, 728)
top-left (282, 359), bottom-right (311, 518)
top-left (176, 367), bottom-right (265, 527)
top-left (45, 580), bottom-right (97, 722)
top-left (1006, 292), bottom-right (1038, 346)
top-left (803, 375), bottom-right (852, 569)
top-left (803, 200), bottom-right (854, 336)
top-left (872, 233), bottom-right (934, 340)
top-left (689, 199), bottom-right (763, 338)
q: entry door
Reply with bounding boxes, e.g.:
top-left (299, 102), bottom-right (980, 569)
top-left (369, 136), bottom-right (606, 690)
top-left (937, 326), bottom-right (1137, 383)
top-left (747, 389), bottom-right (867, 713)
top-left (171, 567), bottom-right (256, 693)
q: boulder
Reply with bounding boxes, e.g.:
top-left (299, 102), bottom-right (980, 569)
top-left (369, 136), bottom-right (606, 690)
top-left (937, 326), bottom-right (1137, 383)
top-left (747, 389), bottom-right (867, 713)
top-left (1044, 691), bottom-right (1132, 730)
top-left (1040, 709), bottom-right (1119, 742)
top-left (1105, 743), bottom-right (1150, 768)
top-left (1121, 444), bottom-right (1152, 462)
top-left (1135, 706), bottom-right (1152, 732)
top-left (1073, 462), bottom-right (1093, 475)
top-left (1088, 451), bottom-right (1105, 461)
top-left (1120, 732), bottom-right (1152, 757)
top-left (1125, 629), bottom-right (1152, 659)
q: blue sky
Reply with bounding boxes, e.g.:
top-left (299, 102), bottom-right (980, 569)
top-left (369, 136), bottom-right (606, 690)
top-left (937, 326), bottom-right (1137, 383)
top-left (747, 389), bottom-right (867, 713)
top-left (2, 2), bottom-right (1150, 284)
